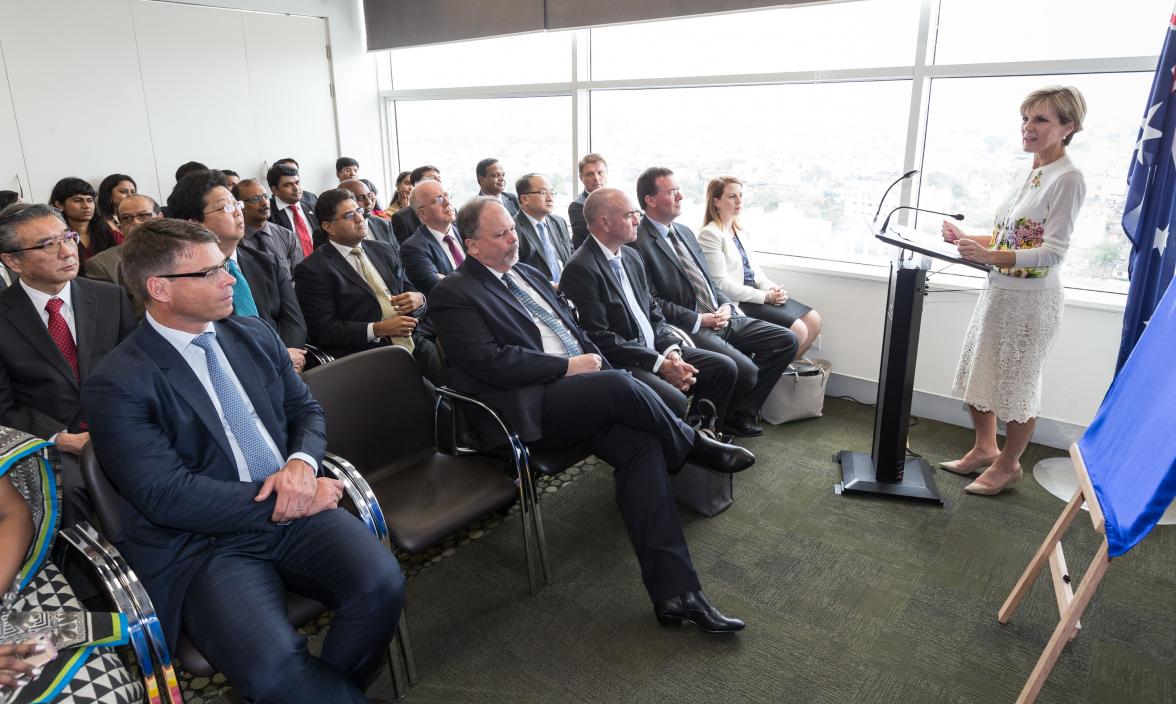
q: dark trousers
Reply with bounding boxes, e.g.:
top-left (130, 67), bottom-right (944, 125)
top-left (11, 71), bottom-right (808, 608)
top-left (628, 346), bottom-right (738, 425)
top-left (535, 370), bottom-right (700, 602)
top-left (180, 508), bottom-right (405, 704)
top-left (693, 315), bottom-right (797, 416)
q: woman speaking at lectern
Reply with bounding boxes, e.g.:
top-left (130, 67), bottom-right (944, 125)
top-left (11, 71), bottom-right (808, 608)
top-left (939, 85), bottom-right (1087, 496)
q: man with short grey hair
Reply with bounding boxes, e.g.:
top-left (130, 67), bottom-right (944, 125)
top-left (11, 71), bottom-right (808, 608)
top-left (400, 179), bottom-right (462, 294)
top-left (0, 202), bottom-right (136, 527)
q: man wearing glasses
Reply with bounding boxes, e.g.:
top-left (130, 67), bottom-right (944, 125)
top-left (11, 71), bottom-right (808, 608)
top-left (234, 178), bottom-right (305, 281)
top-left (514, 173), bottom-right (573, 286)
top-left (82, 219), bottom-right (404, 703)
top-left (169, 170), bottom-right (308, 373)
top-left (400, 179), bottom-right (462, 295)
top-left (294, 189), bottom-right (426, 361)
top-left (0, 202), bottom-right (136, 529)
top-left (85, 193), bottom-right (163, 318)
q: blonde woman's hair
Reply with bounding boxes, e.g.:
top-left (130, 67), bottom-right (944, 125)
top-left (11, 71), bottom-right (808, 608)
top-left (703, 176), bottom-right (743, 233)
top-left (1021, 85), bottom-right (1087, 146)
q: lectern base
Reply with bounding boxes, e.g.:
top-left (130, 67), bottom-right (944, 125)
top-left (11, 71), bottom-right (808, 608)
top-left (834, 451), bottom-right (944, 504)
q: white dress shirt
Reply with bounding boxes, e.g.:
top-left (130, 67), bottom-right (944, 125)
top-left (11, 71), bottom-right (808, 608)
top-left (146, 313), bottom-right (316, 481)
top-left (0, 263), bottom-right (11, 287)
top-left (21, 280), bottom-right (77, 340)
top-left (330, 239), bottom-right (390, 342)
top-left (590, 237), bottom-right (674, 372)
top-left (428, 226), bottom-right (459, 269)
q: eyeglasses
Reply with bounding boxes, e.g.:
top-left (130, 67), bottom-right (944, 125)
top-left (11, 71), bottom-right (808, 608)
top-left (622, 209), bottom-right (644, 220)
top-left (416, 193), bottom-right (451, 210)
top-left (203, 200), bottom-right (244, 215)
top-left (523, 189), bottom-right (556, 198)
top-left (329, 209), bottom-right (364, 223)
top-left (154, 258), bottom-right (231, 281)
top-left (240, 193), bottom-right (271, 205)
top-left (4, 231), bottom-right (81, 255)
top-left (119, 211), bottom-right (158, 224)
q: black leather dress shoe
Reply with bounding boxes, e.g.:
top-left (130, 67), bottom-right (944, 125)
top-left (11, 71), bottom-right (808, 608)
top-left (723, 413), bottom-right (764, 437)
top-left (654, 591), bottom-right (745, 633)
top-left (687, 432), bottom-right (755, 474)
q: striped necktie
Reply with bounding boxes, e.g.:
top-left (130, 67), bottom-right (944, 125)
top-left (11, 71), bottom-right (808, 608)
top-left (536, 220), bottom-right (562, 283)
top-left (502, 272), bottom-right (582, 356)
top-left (666, 225), bottom-right (717, 313)
top-left (351, 247), bottom-right (414, 352)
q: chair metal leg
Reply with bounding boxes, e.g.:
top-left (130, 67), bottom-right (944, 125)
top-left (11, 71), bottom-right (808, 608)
top-left (397, 613), bottom-right (418, 685)
top-left (514, 441), bottom-right (552, 588)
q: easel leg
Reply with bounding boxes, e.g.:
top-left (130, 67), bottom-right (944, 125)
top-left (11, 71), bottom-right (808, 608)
top-left (999, 487), bottom-right (1084, 623)
top-left (1015, 540), bottom-right (1110, 704)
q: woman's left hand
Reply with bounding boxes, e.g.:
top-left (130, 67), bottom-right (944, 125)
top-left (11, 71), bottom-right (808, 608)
top-left (767, 287), bottom-right (789, 305)
top-left (957, 238), bottom-right (991, 264)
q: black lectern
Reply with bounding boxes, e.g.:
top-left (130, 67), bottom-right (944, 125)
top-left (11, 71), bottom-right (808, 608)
top-left (835, 225), bottom-right (989, 503)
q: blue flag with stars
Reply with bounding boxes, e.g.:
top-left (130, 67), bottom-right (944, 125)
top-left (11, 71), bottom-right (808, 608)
top-left (1119, 7), bottom-right (1176, 372)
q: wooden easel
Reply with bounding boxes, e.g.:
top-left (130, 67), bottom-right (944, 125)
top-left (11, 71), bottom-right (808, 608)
top-left (998, 442), bottom-right (1112, 704)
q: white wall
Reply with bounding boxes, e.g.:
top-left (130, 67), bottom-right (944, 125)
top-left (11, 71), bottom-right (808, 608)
top-left (760, 256), bottom-right (1123, 449)
top-left (0, 0), bottom-right (383, 201)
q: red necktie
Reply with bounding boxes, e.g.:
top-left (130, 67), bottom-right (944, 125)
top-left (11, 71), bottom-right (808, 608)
top-left (46, 298), bottom-right (79, 381)
top-left (443, 233), bottom-right (465, 267)
top-left (289, 204), bottom-right (314, 257)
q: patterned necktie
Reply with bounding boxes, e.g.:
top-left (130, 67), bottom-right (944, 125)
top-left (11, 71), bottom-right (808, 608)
top-left (225, 258), bottom-right (258, 317)
top-left (666, 225), bottom-right (717, 313)
top-left (731, 233), bottom-right (757, 286)
top-left (607, 258), bottom-right (656, 349)
top-left (442, 233), bottom-right (465, 267)
top-left (351, 247), bottom-right (414, 352)
top-left (502, 272), bottom-right (582, 356)
top-left (190, 332), bottom-right (282, 482)
top-left (45, 298), bottom-right (79, 380)
top-left (536, 220), bottom-right (562, 283)
top-left (289, 204), bottom-right (314, 257)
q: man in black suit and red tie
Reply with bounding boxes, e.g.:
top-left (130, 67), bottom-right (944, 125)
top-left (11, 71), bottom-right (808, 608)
top-left (268, 163), bottom-right (318, 258)
top-left (428, 196), bottom-right (755, 634)
top-left (0, 202), bottom-right (136, 526)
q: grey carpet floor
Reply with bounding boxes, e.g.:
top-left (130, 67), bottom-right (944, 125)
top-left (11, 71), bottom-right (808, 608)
top-left (181, 397), bottom-right (1176, 703)
top-left (388, 398), bottom-right (1176, 704)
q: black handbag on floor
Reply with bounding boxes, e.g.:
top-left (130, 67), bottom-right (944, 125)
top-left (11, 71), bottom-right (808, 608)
top-left (671, 400), bottom-right (734, 517)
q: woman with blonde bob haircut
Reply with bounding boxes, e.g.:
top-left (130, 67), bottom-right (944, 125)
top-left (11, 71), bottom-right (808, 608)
top-left (697, 176), bottom-right (822, 356)
top-left (940, 85), bottom-right (1088, 495)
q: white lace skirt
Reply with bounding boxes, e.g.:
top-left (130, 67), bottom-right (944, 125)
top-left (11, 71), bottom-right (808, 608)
top-left (952, 285), bottom-right (1064, 423)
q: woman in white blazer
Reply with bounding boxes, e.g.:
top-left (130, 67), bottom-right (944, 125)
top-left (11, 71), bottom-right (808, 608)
top-left (697, 176), bottom-right (822, 356)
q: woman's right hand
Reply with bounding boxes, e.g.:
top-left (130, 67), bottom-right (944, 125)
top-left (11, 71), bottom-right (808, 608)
top-left (941, 220), bottom-right (964, 243)
top-left (766, 287), bottom-right (789, 305)
top-left (0, 642), bottom-right (44, 689)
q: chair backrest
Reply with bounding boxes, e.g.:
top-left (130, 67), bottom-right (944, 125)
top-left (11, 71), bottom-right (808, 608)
top-left (79, 443), bottom-right (125, 544)
top-left (301, 346), bottom-right (435, 472)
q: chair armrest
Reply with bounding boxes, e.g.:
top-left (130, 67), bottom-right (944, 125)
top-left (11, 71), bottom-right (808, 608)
top-left (59, 525), bottom-right (166, 702)
top-left (433, 387), bottom-right (533, 488)
top-left (665, 324), bottom-right (696, 348)
top-left (320, 453), bottom-right (390, 548)
top-left (303, 343), bottom-right (335, 370)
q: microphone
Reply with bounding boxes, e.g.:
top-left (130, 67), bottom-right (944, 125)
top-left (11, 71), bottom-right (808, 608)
top-left (880, 205), bottom-right (963, 233)
top-left (872, 169), bottom-right (919, 223)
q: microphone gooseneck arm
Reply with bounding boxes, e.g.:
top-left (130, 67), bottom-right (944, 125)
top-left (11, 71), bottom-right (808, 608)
top-left (880, 205), bottom-right (964, 233)
top-left (872, 169), bottom-right (919, 223)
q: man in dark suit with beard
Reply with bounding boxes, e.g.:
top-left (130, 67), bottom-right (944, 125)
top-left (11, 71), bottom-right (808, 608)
top-left (428, 196), bottom-right (755, 634)
top-left (559, 188), bottom-right (738, 427)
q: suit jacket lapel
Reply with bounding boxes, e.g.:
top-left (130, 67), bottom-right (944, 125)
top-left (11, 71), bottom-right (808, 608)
top-left (366, 244), bottom-right (399, 291)
top-left (427, 236), bottom-right (454, 275)
top-left (322, 243), bottom-right (370, 292)
top-left (138, 323), bottom-right (236, 466)
top-left (71, 282), bottom-right (98, 380)
top-left (3, 285), bottom-right (78, 388)
top-left (468, 259), bottom-right (532, 325)
top-left (551, 218), bottom-right (572, 263)
top-left (515, 216), bottom-right (550, 272)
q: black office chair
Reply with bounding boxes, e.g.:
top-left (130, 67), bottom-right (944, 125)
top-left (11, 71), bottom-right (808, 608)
top-left (78, 443), bottom-right (413, 701)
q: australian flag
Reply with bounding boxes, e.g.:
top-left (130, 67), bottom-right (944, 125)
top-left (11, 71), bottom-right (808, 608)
top-left (1119, 6), bottom-right (1176, 372)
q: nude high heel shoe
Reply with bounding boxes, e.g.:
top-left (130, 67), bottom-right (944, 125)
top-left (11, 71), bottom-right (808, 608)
top-left (964, 467), bottom-right (1023, 496)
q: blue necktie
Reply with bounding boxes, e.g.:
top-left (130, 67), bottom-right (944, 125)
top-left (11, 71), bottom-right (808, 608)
top-left (226, 258), bottom-right (258, 317)
top-left (536, 220), bottom-right (562, 283)
top-left (191, 332), bottom-right (282, 482)
top-left (608, 258), bottom-right (656, 349)
top-left (502, 272), bottom-right (582, 356)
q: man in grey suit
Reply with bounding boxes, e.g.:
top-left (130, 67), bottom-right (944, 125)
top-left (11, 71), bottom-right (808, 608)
top-left (338, 179), bottom-right (398, 249)
top-left (568, 153), bottom-right (608, 250)
top-left (514, 173), bottom-right (573, 285)
top-left (400, 179), bottom-right (461, 295)
top-left (476, 158), bottom-right (520, 215)
top-left (235, 179), bottom-right (305, 281)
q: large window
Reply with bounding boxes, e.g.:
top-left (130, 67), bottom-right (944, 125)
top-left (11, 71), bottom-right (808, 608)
top-left (381, 0), bottom-right (1171, 295)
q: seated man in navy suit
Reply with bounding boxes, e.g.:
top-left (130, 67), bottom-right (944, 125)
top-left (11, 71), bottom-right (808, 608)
top-left (390, 165), bottom-right (441, 244)
top-left (428, 196), bottom-right (756, 634)
top-left (400, 179), bottom-right (463, 295)
top-left (83, 219), bottom-right (404, 703)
